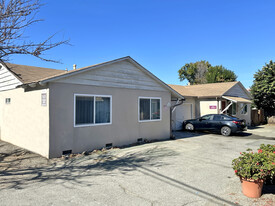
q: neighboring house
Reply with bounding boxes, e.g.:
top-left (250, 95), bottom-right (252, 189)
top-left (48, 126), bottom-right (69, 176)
top-left (169, 82), bottom-right (252, 130)
top-left (0, 56), bottom-right (184, 158)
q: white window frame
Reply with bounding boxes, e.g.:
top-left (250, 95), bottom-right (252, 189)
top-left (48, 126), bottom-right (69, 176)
top-left (138, 97), bottom-right (162, 122)
top-left (240, 103), bottom-right (248, 115)
top-left (74, 94), bottom-right (112, 127)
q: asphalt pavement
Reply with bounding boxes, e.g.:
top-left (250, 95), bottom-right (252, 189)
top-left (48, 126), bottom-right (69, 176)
top-left (0, 125), bottom-right (274, 206)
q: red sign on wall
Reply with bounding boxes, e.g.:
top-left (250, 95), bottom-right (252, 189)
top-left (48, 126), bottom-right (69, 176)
top-left (209, 105), bottom-right (217, 109)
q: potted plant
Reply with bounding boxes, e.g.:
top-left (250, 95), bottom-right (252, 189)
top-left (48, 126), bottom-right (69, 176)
top-left (232, 144), bottom-right (275, 198)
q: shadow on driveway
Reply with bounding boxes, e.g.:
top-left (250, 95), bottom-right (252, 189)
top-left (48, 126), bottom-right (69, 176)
top-left (0, 140), bottom-right (239, 205)
top-left (0, 144), bottom-right (179, 190)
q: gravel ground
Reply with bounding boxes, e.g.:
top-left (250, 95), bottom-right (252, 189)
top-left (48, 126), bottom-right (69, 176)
top-left (0, 125), bottom-right (274, 206)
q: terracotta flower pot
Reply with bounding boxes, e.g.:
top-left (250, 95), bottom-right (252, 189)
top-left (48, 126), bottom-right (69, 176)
top-left (240, 178), bottom-right (264, 198)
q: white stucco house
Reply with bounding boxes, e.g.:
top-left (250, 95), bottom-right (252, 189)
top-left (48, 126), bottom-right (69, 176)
top-left (169, 81), bottom-right (252, 130)
top-left (0, 56), bottom-right (184, 158)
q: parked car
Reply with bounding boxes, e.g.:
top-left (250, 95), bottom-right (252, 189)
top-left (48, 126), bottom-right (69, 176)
top-left (183, 114), bottom-right (247, 136)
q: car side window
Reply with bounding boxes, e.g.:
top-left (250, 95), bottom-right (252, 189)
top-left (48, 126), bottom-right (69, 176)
top-left (217, 115), bottom-right (231, 120)
top-left (214, 115), bottom-right (221, 121)
top-left (222, 116), bottom-right (231, 120)
top-left (201, 115), bottom-right (214, 121)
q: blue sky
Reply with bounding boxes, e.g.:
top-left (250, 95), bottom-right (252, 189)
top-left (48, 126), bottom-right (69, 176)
top-left (9, 0), bottom-right (275, 88)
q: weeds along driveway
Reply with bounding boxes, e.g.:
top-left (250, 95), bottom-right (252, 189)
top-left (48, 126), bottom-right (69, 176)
top-left (0, 127), bottom-right (274, 206)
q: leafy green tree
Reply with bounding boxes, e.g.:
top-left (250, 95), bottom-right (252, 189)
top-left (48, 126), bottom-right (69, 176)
top-left (206, 65), bottom-right (237, 83)
top-left (178, 60), bottom-right (211, 85)
top-left (251, 60), bottom-right (275, 117)
top-left (178, 61), bottom-right (237, 85)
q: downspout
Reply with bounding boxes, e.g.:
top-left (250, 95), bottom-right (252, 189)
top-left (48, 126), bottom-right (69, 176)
top-left (170, 98), bottom-right (185, 139)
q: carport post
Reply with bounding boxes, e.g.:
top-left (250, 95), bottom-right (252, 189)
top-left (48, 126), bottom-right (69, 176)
top-left (217, 97), bottom-right (220, 114)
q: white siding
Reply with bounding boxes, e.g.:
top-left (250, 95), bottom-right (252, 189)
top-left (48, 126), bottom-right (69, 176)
top-left (224, 83), bottom-right (250, 99)
top-left (0, 64), bottom-right (22, 91)
top-left (55, 61), bottom-right (167, 92)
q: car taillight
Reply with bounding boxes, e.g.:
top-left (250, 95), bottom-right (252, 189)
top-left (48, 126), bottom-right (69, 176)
top-left (232, 121), bottom-right (240, 124)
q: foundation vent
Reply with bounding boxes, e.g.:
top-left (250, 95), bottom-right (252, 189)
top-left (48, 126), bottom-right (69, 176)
top-left (137, 138), bottom-right (143, 143)
top-left (105, 143), bottom-right (113, 149)
top-left (62, 150), bottom-right (72, 155)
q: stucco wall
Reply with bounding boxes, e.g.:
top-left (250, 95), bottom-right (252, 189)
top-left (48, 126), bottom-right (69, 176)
top-left (0, 88), bottom-right (49, 157)
top-left (49, 82), bottom-right (171, 158)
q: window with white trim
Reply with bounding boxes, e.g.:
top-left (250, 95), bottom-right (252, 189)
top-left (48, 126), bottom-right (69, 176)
top-left (240, 103), bottom-right (248, 115)
top-left (75, 94), bottom-right (111, 126)
top-left (139, 97), bottom-right (161, 121)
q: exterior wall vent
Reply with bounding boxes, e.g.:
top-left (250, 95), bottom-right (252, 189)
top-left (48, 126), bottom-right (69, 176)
top-left (62, 150), bottom-right (72, 155)
top-left (105, 143), bottom-right (112, 148)
top-left (137, 138), bottom-right (143, 142)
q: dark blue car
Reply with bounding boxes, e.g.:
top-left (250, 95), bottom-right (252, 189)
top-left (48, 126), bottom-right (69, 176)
top-left (183, 114), bottom-right (247, 136)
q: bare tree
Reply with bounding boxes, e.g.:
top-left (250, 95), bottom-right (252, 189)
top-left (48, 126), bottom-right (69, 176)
top-left (194, 61), bottom-right (209, 84)
top-left (0, 0), bottom-right (69, 63)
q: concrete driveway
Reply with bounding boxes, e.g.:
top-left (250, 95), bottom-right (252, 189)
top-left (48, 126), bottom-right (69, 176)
top-left (0, 125), bottom-right (274, 206)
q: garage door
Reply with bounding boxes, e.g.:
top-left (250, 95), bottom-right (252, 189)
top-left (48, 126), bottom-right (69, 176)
top-left (174, 104), bottom-right (192, 130)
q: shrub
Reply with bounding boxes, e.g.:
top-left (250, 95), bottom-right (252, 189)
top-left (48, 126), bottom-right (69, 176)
top-left (232, 144), bottom-right (275, 180)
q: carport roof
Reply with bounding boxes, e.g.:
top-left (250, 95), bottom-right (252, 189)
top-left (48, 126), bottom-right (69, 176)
top-left (222, 96), bottom-right (252, 103)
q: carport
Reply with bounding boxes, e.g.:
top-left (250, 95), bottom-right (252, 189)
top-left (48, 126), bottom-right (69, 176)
top-left (169, 81), bottom-right (253, 127)
top-left (220, 96), bottom-right (252, 124)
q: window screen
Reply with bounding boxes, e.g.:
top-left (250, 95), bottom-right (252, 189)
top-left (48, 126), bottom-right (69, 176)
top-left (140, 98), bottom-right (150, 120)
top-left (95, 97), bottom-right (111, 124)
top-left (75, 96), bottom-right (94, 125)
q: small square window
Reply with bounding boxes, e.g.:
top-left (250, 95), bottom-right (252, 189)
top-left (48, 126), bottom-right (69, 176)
top-left (5, 98), bottom-right (11, 104)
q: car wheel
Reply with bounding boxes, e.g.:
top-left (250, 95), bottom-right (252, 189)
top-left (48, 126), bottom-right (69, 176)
top-left (185, 123), bottom-right (194, 131)
top-left (221, 126), bottom-right (231, 136)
